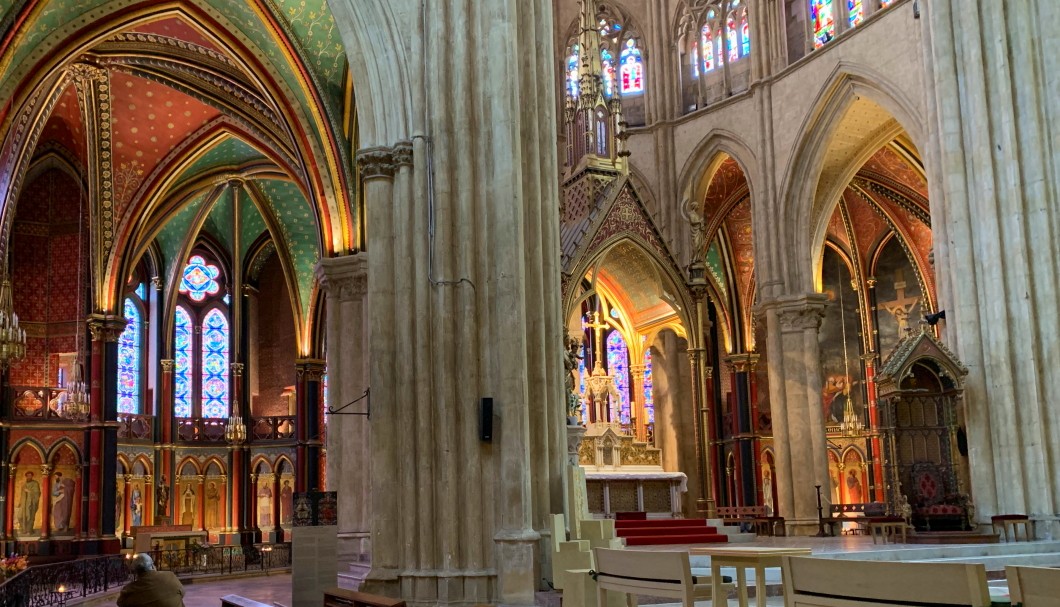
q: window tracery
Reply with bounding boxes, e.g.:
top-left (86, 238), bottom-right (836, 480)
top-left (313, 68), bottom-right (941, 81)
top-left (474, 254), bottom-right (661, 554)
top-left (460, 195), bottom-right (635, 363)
top-left (117, 294), bottom-right (143, 414)
top-left (174, 252), bottom-right (230, 419)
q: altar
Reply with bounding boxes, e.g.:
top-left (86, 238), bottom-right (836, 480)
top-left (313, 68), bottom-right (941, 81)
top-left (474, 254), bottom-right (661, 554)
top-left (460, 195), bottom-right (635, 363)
top-left (578, 422), bottom-right (687, 518)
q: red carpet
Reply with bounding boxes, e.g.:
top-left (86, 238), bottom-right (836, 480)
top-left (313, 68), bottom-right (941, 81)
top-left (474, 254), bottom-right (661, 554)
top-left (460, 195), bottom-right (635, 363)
top-left (614, 517), bottom-right (729, 546)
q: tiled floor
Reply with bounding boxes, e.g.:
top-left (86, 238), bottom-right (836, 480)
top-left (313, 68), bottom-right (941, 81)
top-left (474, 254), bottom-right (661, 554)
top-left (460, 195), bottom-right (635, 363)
top-left (181, 572), bottom-right (292, 607)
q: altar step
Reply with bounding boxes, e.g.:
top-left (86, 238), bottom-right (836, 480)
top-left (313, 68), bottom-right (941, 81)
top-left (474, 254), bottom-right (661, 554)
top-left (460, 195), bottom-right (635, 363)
top-left (616, 518), bottom-right (729, 546)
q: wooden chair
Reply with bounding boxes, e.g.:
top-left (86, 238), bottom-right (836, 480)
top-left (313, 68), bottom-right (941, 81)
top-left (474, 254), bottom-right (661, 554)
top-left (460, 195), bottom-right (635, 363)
top-left (592, 547), bottom-right (734, 607)
top-left (992, 514), bottom-right (1033, 541)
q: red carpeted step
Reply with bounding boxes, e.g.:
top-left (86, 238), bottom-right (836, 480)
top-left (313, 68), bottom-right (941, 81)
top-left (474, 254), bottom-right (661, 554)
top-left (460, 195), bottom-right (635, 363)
top-left (623, 533), bottom-right (728, 546)
top-left (614, 518), bottom-right (711, 529)
top-left (617, 526), bottom-right (719, 536)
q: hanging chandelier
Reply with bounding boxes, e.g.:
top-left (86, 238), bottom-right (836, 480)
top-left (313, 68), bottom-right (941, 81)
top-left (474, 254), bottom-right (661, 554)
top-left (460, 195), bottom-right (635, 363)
top-left (62, 362), bottom-right (90, 421)
top-left (225, 415), bottom-right (247, 444)
top-left (0, 277), bottom-right (27, 370)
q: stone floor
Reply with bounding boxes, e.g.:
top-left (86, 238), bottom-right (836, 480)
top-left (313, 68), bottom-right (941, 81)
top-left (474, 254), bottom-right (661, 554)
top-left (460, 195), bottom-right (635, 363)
top-left (181, 573), bottom-right (293, 607)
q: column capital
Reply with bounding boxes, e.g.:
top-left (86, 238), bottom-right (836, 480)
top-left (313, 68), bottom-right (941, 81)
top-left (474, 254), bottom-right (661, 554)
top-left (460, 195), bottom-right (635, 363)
top-left (296, 358), bottom-right (326, 381)
top-left (315, 254), bottom-right (367, 302)
top-left (160, 359), bottom-right (175, 372)
top-left (755, 293), bottom-right (829, 334)
top-left (230, 362), bottom-right (245, 377)
top-left (87, 314), bottom-right (127, 342)
top-left (725, 352), bottom-right (761, 373)
top-left (356, 146), bottom-right (397, 180)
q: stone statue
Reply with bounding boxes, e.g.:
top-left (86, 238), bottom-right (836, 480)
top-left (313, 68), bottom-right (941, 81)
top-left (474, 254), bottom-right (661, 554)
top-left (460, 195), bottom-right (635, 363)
top-left (157, 475), bottom-right (170, 516)
top-left (685, 198), bottom-right (705, 257)
top-left (898, 493), bottom-right (912, 523)
top-left (563, 333), bottom-right (584, 421)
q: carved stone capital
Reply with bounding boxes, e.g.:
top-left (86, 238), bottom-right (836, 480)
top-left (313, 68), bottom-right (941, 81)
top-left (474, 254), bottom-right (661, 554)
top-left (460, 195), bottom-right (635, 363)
top-left (160, 359), bottom-right (175, 372)
top-left (88, 314), bottom-right (128, 342)
top-left (315, 254), bottom-right (368, 302)
top-left (296, 359), bottom-right (326, 381)
top-left (755, 294), bottom-right (829, 335)
top-left (356, 146), bottom-right (397, 180)
top-left (392, 141), bottom-right (414, 167)
top-left (230, 362), bottom-right (245, 377)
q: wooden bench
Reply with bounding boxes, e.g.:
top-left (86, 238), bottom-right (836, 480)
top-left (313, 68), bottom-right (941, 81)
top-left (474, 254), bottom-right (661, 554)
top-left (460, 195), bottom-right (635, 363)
top-left (1006, 565), bottom-right (1060, 607)
top-left (323, 588), bottom-right (406, 607)
top-left (717, 506), bottom-right (785, 536)
top-left (593, 547), bottom-right (734, 607)
top-left (221, 595), bottom-right (271, 607)
top-left (781, 556), bottom-right (992, 607)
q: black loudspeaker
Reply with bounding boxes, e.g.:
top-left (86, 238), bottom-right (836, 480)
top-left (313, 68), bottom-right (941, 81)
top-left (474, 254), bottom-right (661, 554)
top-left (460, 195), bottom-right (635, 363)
top-left (479, 397), bottom-right (493, 442)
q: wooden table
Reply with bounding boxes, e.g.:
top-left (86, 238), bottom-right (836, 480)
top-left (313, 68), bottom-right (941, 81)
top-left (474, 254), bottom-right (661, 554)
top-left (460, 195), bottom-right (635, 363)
top-left (689, 546), bottom-right (813, 607)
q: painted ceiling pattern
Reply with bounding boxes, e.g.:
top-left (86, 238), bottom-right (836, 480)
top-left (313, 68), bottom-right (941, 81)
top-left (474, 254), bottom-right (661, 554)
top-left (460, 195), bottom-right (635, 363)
top-left (157, 192), bottom-right (208, 276)
top-left (174, 137), bottom-right (269, 186)
top-left (239, 195), bottom-right (268, 259)
top-left (256, 179), bottom-right (319, 320)
top-left (721, 197), bottom-right (754, 311)
top-left (40, 84), bottom-right (84, 166)
top-left (201, 188), bottom-right (234, 254)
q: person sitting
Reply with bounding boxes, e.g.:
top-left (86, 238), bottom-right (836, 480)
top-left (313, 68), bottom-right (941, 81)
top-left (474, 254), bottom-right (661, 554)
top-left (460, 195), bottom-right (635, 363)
top-left (117, 553), bottom-right (186, 607)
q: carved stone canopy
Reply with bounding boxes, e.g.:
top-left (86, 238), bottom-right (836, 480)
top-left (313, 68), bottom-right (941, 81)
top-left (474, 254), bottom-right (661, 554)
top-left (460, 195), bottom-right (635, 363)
top-left (875, 325), bottom-right (968, 399)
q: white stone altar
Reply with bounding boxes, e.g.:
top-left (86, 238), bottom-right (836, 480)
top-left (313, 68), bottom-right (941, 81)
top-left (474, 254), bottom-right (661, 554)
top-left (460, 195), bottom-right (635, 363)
top-left (578, 422), bottom-right (687, 518)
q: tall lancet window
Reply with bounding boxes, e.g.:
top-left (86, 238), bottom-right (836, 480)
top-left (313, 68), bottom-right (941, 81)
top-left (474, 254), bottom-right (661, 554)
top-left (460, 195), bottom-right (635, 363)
top-left (117, 294), bottom-right (143, 414)
top-left (606, 329), bottom-right (631, 425)
top-left (567, 45), bottom-right (581, 99)
top-left (601, 48), bottom-right (616, 97)
top-left (619, 39), bottom-right (644, 94)
top-left (811, 0), bottom-right (835, 47)
top-left (848, 0), bottom-right (864, 27)
top-left (741, 13), bottom-right (750, 56)
top-left (175, 252), bottom-right (230, 419)
top-left (726, 15), bottom-right (739, 62)
top-left (643, 348), bottom-right (655, 425)
top-left (174, 306), bottom-right (193, 417)
top-left (700, 25), bottom-right (716, 73)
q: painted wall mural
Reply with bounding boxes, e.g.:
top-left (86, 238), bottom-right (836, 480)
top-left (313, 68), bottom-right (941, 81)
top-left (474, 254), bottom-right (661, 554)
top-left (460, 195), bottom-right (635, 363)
top-left (818, 247), bottom-right (866, 430)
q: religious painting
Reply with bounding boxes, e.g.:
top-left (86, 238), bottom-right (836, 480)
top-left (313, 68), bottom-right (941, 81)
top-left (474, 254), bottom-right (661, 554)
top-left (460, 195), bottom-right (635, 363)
top-left (130, 480), bottom-right (145, 527)
top-left (818, 247), bottom-right (866, 431)
top-left (258, 478), bottom-right (274, 528)
top-left (13, 447), bottom-right (44, 539)
top-left (179, 482), bottom-right (197, 526)
top-left (277, 459), bottom-right (294, 527)
top-left (827, 450), bottom-right (841, 505)
top-left (116, 468), bottom-right (125, 533)
top-left (842, 449), bottom-right (867, 504)
top-left (203, 460), bottom-right (226, 537)
top-left (873, 238), bottom-right (923, 358)
top-left (760, 452), bottom-right (777, 516)
top-left (50, 444), bottom-right (81, 537)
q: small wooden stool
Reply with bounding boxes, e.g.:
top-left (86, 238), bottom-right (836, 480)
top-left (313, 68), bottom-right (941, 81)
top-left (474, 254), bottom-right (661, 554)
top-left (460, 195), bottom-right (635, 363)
top-left (992, 514), bottom-right (1033, 541)
top-left (869, 521), bottom-right (908, 544)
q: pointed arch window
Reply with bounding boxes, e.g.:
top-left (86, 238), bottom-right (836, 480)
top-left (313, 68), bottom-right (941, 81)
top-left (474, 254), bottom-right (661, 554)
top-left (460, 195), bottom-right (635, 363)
top-left (606, 330), bottom-right (631, 425)
top-left (601, 48), bottom-right (617, 97)
top-left (117, 295), bottom-right (143, 414)
top-left (741, 13), bottom-right (751, 56)
top-left (811, 0), bottom-right (836, 48)
top-left (700, 25), bottom-right (715, 73)
top-left (174, 252), bottom-right (230, 419)
top-left (619, 39), bottom-right (644, 94)
top-left (848, 0), bottom-right (864, 27)
top-left (567, 45), bottom-right (581, 99)
top-left (174, 306), bottom-right (193, 418)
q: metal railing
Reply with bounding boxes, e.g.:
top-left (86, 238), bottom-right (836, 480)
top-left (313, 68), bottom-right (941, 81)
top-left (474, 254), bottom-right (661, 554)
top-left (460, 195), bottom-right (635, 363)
top-left (0, 544), bottom-right (291, 607)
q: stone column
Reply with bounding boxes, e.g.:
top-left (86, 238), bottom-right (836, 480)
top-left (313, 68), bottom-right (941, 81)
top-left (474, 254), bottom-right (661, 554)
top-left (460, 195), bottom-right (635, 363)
top-left (316, 254), bottom-right (369, 585)
top-left (755, 294), bottom-right (828, 534)
top-left (923, 0), bottom-right (1060, 534)
top-left (295, 359), bottom-right (325, 492)
top-left (4, 464), bottom-right (15, 539)
top-left (122, 474), bottom-right (132, 537)
top-left (330, 0), bottom-right (564, 602)
top-left (726, 353), bottom-right (759, 507)
top-left (39, 464), bottom-right (52, 540)
top-left (629, 363), bottom-right (647, 441)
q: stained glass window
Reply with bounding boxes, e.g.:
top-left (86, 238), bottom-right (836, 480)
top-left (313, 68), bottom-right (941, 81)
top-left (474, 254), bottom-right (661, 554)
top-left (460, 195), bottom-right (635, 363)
top-left (601, 48), bottom-right (616, 97)
top-left (322, 372), bottom-right (329, 426)
top-left (135, 282), bottom-right (146, 300)
top-left (715, 28), bottom-right (724, 65)
top-left (606, 330), bottom-right (631, 425)
top-left (179, 255), bottom-right (221, 302)
top-left (117, 298), bottom-right (141, 414)
top-left (727, 16), bottom-right (738, 62)
top-left (741, 14), bottom-right (750, 56)
top-left (848, 0), bottom-right (863, 27)
top-left (880, 0), bottom-right (894, 6)
top-left (567, 45), bottom-right (581, 99)
top-left (201, 309), bottom-right (230, 418)
top-left (701, 25), bottom-right (715, 73)
top-left (812, 0), bottom-right (835, 48)
top-left (643, 348), bottom-right (654, 424)
top-left (691, 43), bottom-right (699, 78)
top-left (174, 306), bottom-right (193, 417)
top-left (578, 344), bottom-right (589, 424)
top-left (619, 39), bottom-right (644, 94)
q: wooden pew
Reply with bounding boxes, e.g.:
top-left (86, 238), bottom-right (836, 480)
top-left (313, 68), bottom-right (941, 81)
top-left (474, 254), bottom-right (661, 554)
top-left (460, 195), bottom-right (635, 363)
top-left (1006, 565), bottom-right (1060, 607)
top-left (323, 588), bottom-right (406, 607)
top-left (221, 595), bottom-right (271, 607)
top-left (592, 547), bottom-right (734, 607)
top-left (781, 556), bottom-right (992, 607)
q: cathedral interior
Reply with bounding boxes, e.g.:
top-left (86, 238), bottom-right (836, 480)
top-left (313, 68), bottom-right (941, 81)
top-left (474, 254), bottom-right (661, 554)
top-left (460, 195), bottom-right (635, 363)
top-left (0, 0), bottom-right (1057, 605)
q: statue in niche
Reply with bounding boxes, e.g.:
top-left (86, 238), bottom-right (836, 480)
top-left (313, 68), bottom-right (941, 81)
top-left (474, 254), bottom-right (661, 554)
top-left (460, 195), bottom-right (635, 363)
top-left (181, 484), bottom-right (195, 525)
top-left (563, 333), bottom-right (584, 420)
top-left (131, 484), bottom-right (143, 526)
top-left (846, 468), bottom-right (864, 504)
